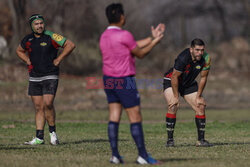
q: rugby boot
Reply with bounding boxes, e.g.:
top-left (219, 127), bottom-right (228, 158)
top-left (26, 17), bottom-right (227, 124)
top-left (166, 139), bottom-right (175, 147)
top-left (110, 156), bottom-right (124, 164)
top-left (136, 153), bottom-right (161, 165)
top-left (24, 137), bottom-right (44, 145)
top-left (50, 132), bottom-right (59, 145)
top-left (196, 139), bottom-right (213, 147)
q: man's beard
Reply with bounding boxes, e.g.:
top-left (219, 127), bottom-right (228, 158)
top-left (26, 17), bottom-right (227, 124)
top-left (35, 31), bottom-right (44, 35)
top-left (34, 29), bottom-right (44, 35)
top-left (195, 55), bottom-right (202, 61)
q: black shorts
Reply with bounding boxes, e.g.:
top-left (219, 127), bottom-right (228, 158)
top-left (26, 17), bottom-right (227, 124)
top-left (163, 79), bottom-right (198, 96)
top-left (28, 79), bottom-right (58, 96)
top-left (103, 75), bottom-right (140, 108)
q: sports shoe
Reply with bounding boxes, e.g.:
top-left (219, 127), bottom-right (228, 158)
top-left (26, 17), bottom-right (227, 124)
top-left (24, 137), bottom-right (44, 145)
top-left (166, 139), bottom-right (175, 147)
top-left (136, 153), bottom-right (160, 165)
top-left (110, 156), bottom-right (124, 164)
top-left (196, 140), bottom-right (213, 147)
top-left (50, 132), bottom-right (59, 145)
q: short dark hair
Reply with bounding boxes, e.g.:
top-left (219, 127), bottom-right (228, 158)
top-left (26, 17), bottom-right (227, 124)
top-left (191, 38), bottom-right (205, 48)
top-left (105, 3), bottom-right (124, 24)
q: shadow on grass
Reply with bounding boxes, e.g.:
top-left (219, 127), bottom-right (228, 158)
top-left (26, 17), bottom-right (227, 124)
top-left (213, 142), bottom-right (250, 146)
top-left (0, 146), bottom-right (35, 150)
top-left (60, 138), bottom-right (128, 145)
top-left (175, 144), bottom-right (195, 147)
top-left (159, 157), bottom-right (207, 163)
top-left (170, 142), bottom-right (250, 148)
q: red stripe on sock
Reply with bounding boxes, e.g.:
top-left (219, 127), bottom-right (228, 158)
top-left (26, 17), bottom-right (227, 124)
top-left (166, 113), bottom-right (176, 118)
top-left (195, 115), bottom-right (206, 119)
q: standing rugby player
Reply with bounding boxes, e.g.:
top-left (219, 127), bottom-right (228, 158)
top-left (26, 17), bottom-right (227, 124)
top-left (16, 14), bottom-right (75, 145)
top-left (163, 39), bottom-right (212, 147)
top-left (100, 3), bottom-right (165, 165)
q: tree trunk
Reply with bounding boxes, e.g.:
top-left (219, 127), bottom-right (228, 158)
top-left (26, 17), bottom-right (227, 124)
top-left (8, 0), bottom-right (26, 60)
top-left (8, 0), bottom-right (18, 60)
top-left (214, 0), bottom-right (230, 41)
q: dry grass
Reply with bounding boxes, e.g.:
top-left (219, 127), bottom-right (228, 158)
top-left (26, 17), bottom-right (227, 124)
top-left (0, 109), bottom-right (250, 167)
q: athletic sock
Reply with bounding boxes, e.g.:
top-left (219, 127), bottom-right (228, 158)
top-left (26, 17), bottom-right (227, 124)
top-left (195, 115), bottom-right (206, 141)
top-left (130, 122), bottom-right (148, 159)
top-left (166, 113), bottom-right (176, 141)
top-left (36, 130), bottom-right (44, 140)
top-left (108, 121), bottom-right (120, 158)
top-left (49, 125), bottom-right (56, 133)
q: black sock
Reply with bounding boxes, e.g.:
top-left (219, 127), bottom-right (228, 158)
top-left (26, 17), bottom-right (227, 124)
top-left (36, 130), bottom-right (44, 140)
top-left (166, 113), bottom-right (176, 141)
top-left (130, 122), bottom-right (148, 159)
top-left (108, 121), bottom-right (120, 158)
top-left (195, 115), bottom-right (206, 141)
top-left (49, 125), bottom-right (56, 133)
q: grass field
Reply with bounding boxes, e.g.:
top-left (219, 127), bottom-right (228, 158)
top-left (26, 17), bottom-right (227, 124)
top-left (0, 109), bottom-right (250, 167)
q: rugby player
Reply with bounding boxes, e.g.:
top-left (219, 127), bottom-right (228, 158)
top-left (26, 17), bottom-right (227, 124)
top-left (16, 14), bottom-right (75, 145)
top-left (100, 3), bottom-right (165, 165)
top-left (163, 39), bottom-right (212, 147)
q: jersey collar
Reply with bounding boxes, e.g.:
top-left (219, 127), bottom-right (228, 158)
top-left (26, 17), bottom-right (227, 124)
top-left (107, 26), bottom-right (121, 30)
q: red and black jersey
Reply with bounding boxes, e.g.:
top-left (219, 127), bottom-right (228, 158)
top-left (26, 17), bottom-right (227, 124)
top-left (164, 48), bottom-right (208, 88)
top-left (20, 30), bottom-right (66, 78)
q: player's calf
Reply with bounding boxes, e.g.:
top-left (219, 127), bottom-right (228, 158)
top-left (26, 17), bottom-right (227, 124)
top-left (195, 114), bottom-right (213, 147)
top-left (166, 112), bottom-right (176, 147)
top-left (195, 114), bottom-right (206, 140)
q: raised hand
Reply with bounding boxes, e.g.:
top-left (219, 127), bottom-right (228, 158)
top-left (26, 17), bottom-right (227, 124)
top-left (157, 23), bottom-right (165, 34)
top-left (151, 23), bottom-right (165, 38)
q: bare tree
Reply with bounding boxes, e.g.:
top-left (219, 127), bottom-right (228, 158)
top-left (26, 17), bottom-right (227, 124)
top-left (8, 0), bottom-right (26, 60)
top-left (240, 0), bottom-right (250, 39)
top-left (214, 0), bottom-right (229, 41)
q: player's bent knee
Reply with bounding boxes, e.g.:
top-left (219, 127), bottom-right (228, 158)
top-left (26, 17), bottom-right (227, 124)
top-left (195, 104), bottom-right (205, 115)
top-left (44, 103), bottom-right (54, 110)
top-left (168, 105), bottom-right (178, 114)
top-left (34, 104), bottom-right (43, 112)
top-left (198, 104), bottom-right (206, 111)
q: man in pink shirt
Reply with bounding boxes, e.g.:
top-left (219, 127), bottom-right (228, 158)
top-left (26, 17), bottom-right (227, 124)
top-left (100, 25), bottom-right (137, 77)
top-left (100, 3), bottom-right (165, 165)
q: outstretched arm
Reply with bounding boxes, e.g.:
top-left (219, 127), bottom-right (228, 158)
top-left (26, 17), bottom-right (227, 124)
top-left (131, 34), bottom-right (163, 59)
top-left (53, 39), bottom-right (75, 66)
top-left (136, 37), bottom-right (152, 48)
top-left (132, 23), bottom-right (165, 59)
top-left (136, 23), bottom-right (165, 48)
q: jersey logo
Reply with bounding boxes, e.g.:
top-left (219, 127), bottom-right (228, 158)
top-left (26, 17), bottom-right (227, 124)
top-left (52, 33), bottom-right (63, 42)
top-left (40, 42), bottom-right (47, 46)
top-left (28, 38), bottom-right (34, 41)
top-left (196, 65), bottom-right (201, 69)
